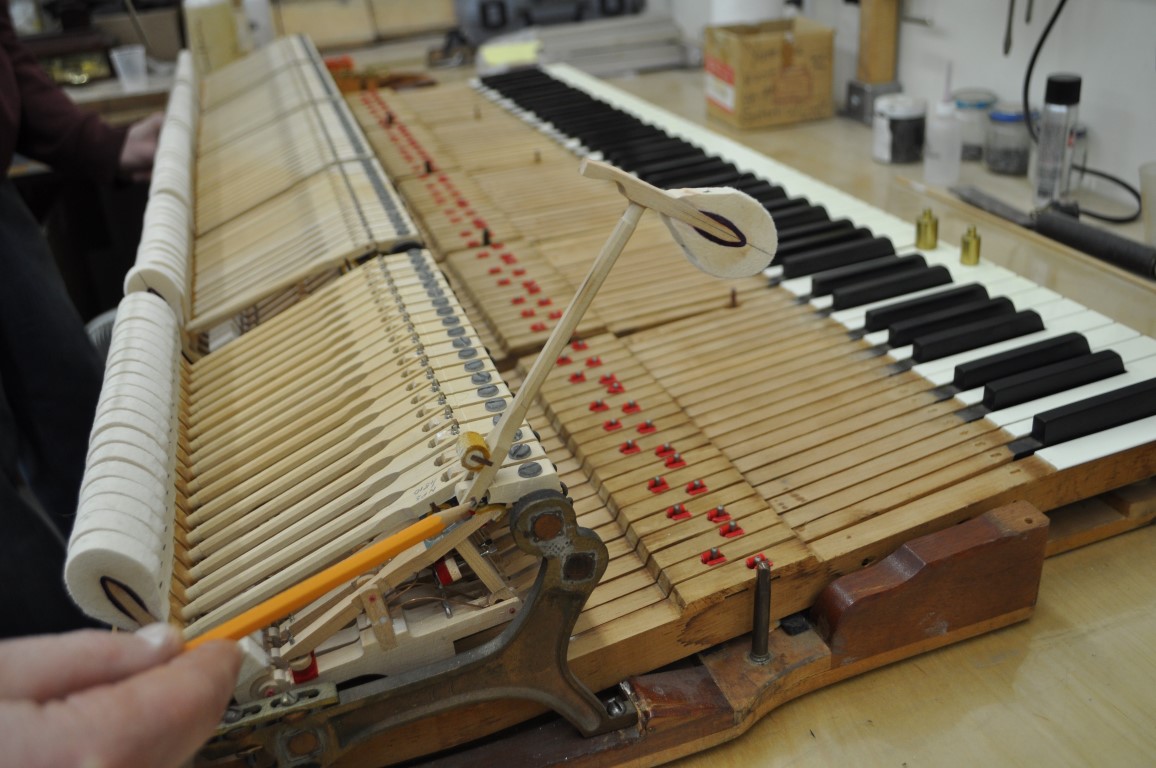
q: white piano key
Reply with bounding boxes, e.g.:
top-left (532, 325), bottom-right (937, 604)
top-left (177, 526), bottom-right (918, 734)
top-left (1003, 416), bottom-right (1035, 437)
top-left (1112, 334), bottom-right (1156, 362)
top-left (954, 386), bottom-right (985, 406)
top-left (1036, 414), bottom-right (1156, 470)
top-left (780, 275), bottom-right (812, 296)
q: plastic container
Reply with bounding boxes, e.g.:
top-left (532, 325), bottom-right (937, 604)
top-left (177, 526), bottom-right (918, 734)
top-left (1068, 124), bottom-right (1088, 192)
top-left (924, 99), bottom-right (962, 186)
top-left (243, 0), bottom-right (276, 49)
top-left (953, 88), bottom-right (997, 161)
top-left (1034, 74), bottom-right (1081, 209)
top-left (872, 95), bottom-right (926, 164)
top-left (985, 104), bottom-right (1032, 176)
top-left (109, 44), bottom-right (148, 93)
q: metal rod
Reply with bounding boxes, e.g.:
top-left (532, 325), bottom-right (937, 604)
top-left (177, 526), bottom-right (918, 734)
top-left (749, 560), bottom-right (772, 664)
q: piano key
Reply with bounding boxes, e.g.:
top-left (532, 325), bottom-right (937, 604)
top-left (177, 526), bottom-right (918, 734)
top-left (780, 237), bottom-right (895, 279)
top-left (912, 310), bottom-right (1045, 363)
top-left (985, 355), bottom-right (1156, 429)
top-left (859, 283), bottom-right (990, 334)
top-left (951, 332), bottom-right (1092, 391)
top-left (810, 254), bottom-right (928, 297)
top-left (887, 297), bottom-right (1016, 348)
top-left (830, 274), bottom-right (1040, 330)
top-left (731, 177), bottom-right (789, 203)
top-left (630, 153), bottom-right (730, 179)
top-left (777, 222), bottom-right (868, 260)
top-left (1035, 414), bottom-right (1156, 470)
top-left (827, 264), bottom-right (954, 311)
top-left (887, 297), bottom-right (1094, 365)
top-left (913, 309), bottom-right (1128, 383)
top-left (650, 167), bottom-right (746, 189)
top-left (980, 350), bottom-right (1126, 410)
top-left (1012, 376), bottom-right (1156, 455)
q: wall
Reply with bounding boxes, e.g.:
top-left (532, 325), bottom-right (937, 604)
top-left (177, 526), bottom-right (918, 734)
top-left (800, 0), bottom-right (1156, 202)
top-left (652, 0), bottom-right (1156, 203)
top-left (647, 0), bottom-right (786, 63)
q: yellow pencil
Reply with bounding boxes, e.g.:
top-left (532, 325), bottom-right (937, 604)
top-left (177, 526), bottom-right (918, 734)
top-left (185, 504), bottom-right (471, 649)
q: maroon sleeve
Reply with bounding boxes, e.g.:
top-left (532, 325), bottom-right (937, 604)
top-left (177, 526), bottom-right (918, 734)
top-left (0, 1), bottom-right (128, 183)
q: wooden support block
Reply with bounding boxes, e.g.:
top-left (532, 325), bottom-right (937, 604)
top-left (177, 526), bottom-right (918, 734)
top-left (812, 500), bottom-right (1048, 669)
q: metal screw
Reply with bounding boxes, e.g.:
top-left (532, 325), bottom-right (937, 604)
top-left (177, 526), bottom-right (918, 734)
top-left (518, 462), bottom-right (542, 478)
top-left (509, 443), bottom-right (531, 459)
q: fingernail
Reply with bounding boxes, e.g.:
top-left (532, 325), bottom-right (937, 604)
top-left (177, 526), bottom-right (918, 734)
top-left (135, 622), bottom-right (179, 651)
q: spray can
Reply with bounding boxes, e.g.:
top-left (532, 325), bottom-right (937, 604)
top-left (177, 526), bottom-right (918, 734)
top-left (1033, 74), bottom-right (1081, 210)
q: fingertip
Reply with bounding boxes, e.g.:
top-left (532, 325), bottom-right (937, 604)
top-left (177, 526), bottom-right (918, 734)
top-left (135, 622), bottom-right (183, 657)
top-left (180, 639), bottom-right (244, 695)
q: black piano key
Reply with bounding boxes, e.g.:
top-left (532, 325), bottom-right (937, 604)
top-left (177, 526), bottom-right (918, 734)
top-left (777, 224), bottom-right (867, 259)
top-left (604, 139), bottom-right (699, 165)
top-left (982, 351), bottom-right (1125, 410)
top-left (763, 196), bottom-right (814, 214)
top-left (811, 254), bottom-right (926, 297)
top-left (645, 161), bottom-right (738, 187)
top-left (780, 237), bottom-right (895, 279)
top-left (952, 333), bottom-right (1091, 390)
top-left (777, 218), bottom-right (857, 244)
top-left (769, 205), bottom-right (831, 231)
top-left (831, 264), bottom-right (953, 310)
top-left (912, 311), bottom-right (1045, 363)
top-left (658, 167), bottom-right (746, 189)
top-left (631, 153), bottom-right (723, 177)
top-left (888, 297), bottom-right (1015, 347)
top-left (863, 283), bottom-right (990, 333)
top-left (1016, 377), bottom-right (1156, 453)
top-left (733, 178), bottom-right (788, 203)
top-left (573, 123), bottom-right (666, 146)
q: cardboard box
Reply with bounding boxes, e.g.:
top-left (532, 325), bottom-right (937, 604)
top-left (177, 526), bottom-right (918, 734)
top-left (704, 17), bottom-right (834, 129)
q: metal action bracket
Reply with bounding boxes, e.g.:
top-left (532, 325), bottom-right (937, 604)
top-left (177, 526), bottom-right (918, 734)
top-left (202, 489), bottom-right (637, 766)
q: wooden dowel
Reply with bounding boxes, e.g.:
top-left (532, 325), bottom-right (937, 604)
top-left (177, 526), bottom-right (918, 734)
top-left (464, 201), bottom-right (645, 502)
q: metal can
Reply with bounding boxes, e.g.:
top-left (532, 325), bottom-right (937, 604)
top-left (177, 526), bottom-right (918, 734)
top-left (872, 95), bottom-right (927, 164)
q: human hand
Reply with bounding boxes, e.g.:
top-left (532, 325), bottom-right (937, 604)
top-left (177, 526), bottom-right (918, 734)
top-left (0, 624), bottom-right (241, 768)
top-left (118, 111), bottom-right (164, 183)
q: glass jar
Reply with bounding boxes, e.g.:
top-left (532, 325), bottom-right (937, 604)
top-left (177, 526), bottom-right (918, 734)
top-left (985, 104), bottom-right (1032, 176)
top-left (953, 88), bottom-right (997, 162)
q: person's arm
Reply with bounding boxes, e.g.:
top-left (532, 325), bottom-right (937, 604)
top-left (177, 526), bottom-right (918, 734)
top-left (0, 624), bottom-right (241, 768)
top-left (0, 0), bottom-right (127, 183)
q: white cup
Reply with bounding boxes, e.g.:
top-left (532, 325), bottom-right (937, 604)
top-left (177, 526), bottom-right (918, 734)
top-left (1140, 160), bottom-right (1156, 247)
top-left (110, 44), bottom-right (148, 93)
